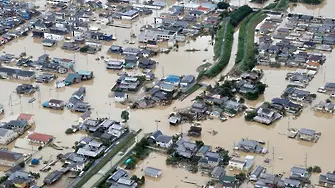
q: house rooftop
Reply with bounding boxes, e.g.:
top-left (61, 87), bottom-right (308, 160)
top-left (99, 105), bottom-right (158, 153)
top-left (28, 132), bottom-right (53, 143)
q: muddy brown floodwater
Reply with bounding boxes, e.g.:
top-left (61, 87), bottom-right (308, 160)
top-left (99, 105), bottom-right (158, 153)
top-left (0, 0), bottom-right (335, 187)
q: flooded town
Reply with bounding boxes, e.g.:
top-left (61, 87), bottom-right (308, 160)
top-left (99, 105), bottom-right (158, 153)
top-left (0, 0), bottom-right (335, 187)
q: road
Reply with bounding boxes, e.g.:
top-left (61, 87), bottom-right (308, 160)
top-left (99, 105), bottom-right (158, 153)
top-left (68, 131), bottom-right (135, 188)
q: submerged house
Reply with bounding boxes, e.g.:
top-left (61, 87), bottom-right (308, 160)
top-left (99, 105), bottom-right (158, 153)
top-left (174, 138), bottom-right (198, 158)
top-left (297, 128), bottom-right (318, 142)
top-left (253, 107), bottom-right (282, 125)
top-left (271, 98), bottom-right (302, 114)
top-left (235, 139), bottom-right (266, 153)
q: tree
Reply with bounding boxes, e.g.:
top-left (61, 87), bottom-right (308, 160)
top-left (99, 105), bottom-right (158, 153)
top-left (121, 110), bottom-right (130, 122)
top-left (65, 128), bottom-right (74, 134)
top-left (238, 98), bottom-right (245, 103)
top-left (245, 110), bottom-right (257, 121)
top-left (312, 166), bottom-right (322, 173)
top-left (19, 162), bottom-right (25, 168)
top-left (236, 172), bottom-right (247, 182)
top-left (256, 82), bottom-right (266, 94)
top-left (195, 140), bottom-right (204, 148)
top-left (217, 1), bottom-right (230, 9)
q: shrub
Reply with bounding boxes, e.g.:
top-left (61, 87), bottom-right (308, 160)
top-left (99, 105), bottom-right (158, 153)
top-left (312, 166), bottom-right (322, 173)
top-left (245, 110), bottom-right (257, 121)
top-left (65, 128), bottom-right (74, 134)
top-left (217, 1), bottom-right (230, 9)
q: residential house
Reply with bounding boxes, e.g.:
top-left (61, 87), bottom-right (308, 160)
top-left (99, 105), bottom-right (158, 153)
top-left (164, 75), bottom-right (180, 86)
top-left (196, 145), bottom-right (212, 157)
top-left (148, 130), bottom-right (163, 144)
top-left (235, 139), bottom-right (265, 153)
top-left (5, 120), bottom-right (29, 133)
top-left (0, 150), bottom-right (24, 167)
top-left (290, 167), bottom-right (309, 180)
top-left (271, 98), bottom-right (302, 114)
top-left (253, 107), bottom-right (282, 125)
top-left (228, 158), bottom-right (245, 170)
top-left (155, 135), bottom-right (173, 148)
top-left (108, 45), bottom-right (123, 53)
top-left (283, 87), bottom-right (312, 103)
top-left (255, 173), bottom-right (283, 188)
top-left (297, 128), bottom-right (317, 142)
top-left (115, 92), bottom-right (128, 103)
top-left (211, 166), bottom-right (225, 181)
top-left (64, 73), bottom-right (81, 86)
top-left (0, 66), bottom-right (25, 79)
top-left (191, 101), bottom-right (208, 114)
top-left (174, 138), bottom-right (198, 158)
top-left (106, 60), bottom-right (124, 70)
top-left (16, 84), bottom-right (36, 94)
top-left (28, 132), bottom-right (53, 145)
top-left (198, 151), bottom-right (222, 169)
top-left (144, 167), bottom-right (162, 178)
top-left (283, 178), bottom-right (301, 188)
top-left (114, 75), bottom-right (141, 92)
top-left (250, 165), bottom-right (265, 181)
top-left (77, 70), bottom-right (94, 81)
top-left (107, 168), bottom-right (128, 183)
top-left (138, 58), bottom-right (156, 69)
top-left (76, 139), bottom-right (106, 158)
top-left (124, 55), bottom-right (138, 69)
top-left (224, 100), bottom-right (242, 113)
top-left (319, 172), bottom-right (335, 187)
top-left (180, 75), bottom-right (196, 88)
top-left (113, 177), bottom-right (138, 188)
top-left (5, 170), bottom-right (32, 188)
top-left (0, 128), bottom-right (18, 145)
top-left (108, 122), bottom-right (126, 138)
top-left (43, 170), bottom-right (63, 185)
top-left (42, 63), bottom-right (67, 74)
top-left (45, 99), bottom-right (65, 110)
top-left (122, 47), bottom-right (141, 56)
top-left (17, 113), bottom-right (35, 125)
top-left (324, 82), bottom-right (335, 91)
top-left (217, 175), bottom-right (237, 188)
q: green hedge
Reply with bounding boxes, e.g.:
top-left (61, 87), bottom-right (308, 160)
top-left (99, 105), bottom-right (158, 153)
top-left (205, 22), bottom-right (234, 78)
top-left (230, 5), bottom-right (253, 27)
top-left (235, 13), bottom-right (255, 64)
top-left (239, 12), bottom-right (267, 72)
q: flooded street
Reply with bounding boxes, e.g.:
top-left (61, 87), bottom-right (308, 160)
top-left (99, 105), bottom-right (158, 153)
top-left (0, 0), bottom-right (335, 187)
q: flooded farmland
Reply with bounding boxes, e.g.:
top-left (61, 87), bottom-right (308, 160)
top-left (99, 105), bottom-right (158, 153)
top-left (0, 0), bottom-right (335, 187)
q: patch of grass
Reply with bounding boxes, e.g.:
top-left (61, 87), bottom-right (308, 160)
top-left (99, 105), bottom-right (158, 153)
top-left (235, 13), bottom-right (255, 64)
top-left (205, 22), bottom-right (234, 78)
top-left (238, 12), bottom-right (267, 72)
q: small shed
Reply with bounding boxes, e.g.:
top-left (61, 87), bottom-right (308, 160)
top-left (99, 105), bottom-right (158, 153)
top-left (31, 158), bottom-right (40, 165)
top-left (144, 167), bottom-right (162, 178)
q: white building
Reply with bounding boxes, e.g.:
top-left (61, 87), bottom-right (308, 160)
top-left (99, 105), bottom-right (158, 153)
top-left (155, 135), bottom-right (173, 148)
top-left (228, 158), bottom-right (245, 170)
top-left (0, 128), bottom-right (18, 145)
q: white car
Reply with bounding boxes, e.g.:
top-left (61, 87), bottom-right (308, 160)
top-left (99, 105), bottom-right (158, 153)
top-left (317, 87), bottom-right (327, 93)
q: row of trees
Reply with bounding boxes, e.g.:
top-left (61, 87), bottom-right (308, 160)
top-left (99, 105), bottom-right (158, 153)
top-left (230, 5), bottom-right (253, 27)
top-left (290, 0), bottom-right (323, 4)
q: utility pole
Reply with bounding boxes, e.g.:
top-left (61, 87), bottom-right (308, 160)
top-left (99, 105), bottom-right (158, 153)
top-left (304, 153), bottom-right (308, 167)
top-left (155, 120), bottom-right (161, 131)
top-left (272, 147), bottom-right (275, 174)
